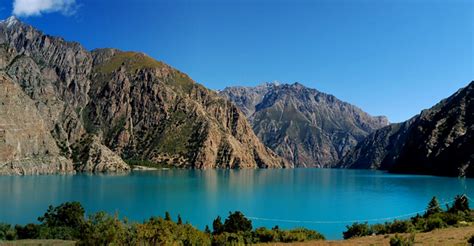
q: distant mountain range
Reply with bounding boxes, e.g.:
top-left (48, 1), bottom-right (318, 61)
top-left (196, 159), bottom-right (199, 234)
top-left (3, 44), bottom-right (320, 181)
top-left (338, 81), bottom-right (473, 177)
top-left (0, 16), bottom-right (472, 177)
top-left (220, 82), bottom-right (389, 167)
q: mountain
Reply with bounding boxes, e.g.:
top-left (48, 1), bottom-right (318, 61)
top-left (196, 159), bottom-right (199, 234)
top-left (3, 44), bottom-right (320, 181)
top-left (338, 82), bottom-right (474, 177)
top-left (0, 16), bottom-right (289, 175)
top-left (220, 82), bottom-right (389, 167)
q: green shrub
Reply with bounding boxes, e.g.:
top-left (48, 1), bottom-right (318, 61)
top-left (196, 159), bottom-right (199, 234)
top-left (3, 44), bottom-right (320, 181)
top-left (424, 217), bottom-right (446, 232)
top-left (39, 226), bottom-right (77, 240)
top-left (14, 223), bottom-right (40, 239)
top-left (79, 212), bottom-right (130, 245)
top-left (0, 223), bottom-right (16, 241)
top-left (370, 223), bottom-right (390, 235)
top-left (389, 220), bottom-right (414, 234)
top-left (343, 222), bottom-right (371, 239)
top-left (389, 233), bottom-right (415, 246)
top-left (253, 227), bottom-right (277, 243)
top-left (280, 228), bottom-right (325, 242)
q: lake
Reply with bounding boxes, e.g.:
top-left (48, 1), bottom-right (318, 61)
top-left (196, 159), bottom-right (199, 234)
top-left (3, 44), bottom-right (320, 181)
top-left (0, 169), bottom-right (472, 239)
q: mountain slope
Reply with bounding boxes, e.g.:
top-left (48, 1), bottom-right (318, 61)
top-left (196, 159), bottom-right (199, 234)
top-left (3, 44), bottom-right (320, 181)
top-left (220, 82), bottom-right (388, 167)
top-left (0, 16), bottom-right (288, 174)
top-left (338, 81), bottom-right (474, 177)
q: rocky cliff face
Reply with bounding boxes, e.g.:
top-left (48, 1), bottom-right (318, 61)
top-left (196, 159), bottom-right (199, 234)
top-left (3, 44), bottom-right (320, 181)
top-left (220, 82), bottom-right (388, 167)
top-left (339, 82), bottom-right (474, 177)
top-left (0, 17), bottom-right (288, 174)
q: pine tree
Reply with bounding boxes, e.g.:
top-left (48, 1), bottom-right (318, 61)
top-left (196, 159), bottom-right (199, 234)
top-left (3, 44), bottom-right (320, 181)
top-left (204, 225), bottom-right (211, 234)
top-left (212, 216), bottom-right (223, 235)
top-left (165, 211), bottom-right (171, 221)
top-left (425, 196), bottom-right (442, 217)
top-left (177, 214), bottom-right (182, 225)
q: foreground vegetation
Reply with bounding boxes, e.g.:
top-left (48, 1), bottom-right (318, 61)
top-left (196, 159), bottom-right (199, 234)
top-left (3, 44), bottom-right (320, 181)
top-left (0, 195), bottom-right (471, 245)
top-left (0, 204), bottom-right (323, 245)
top-left (342, 194), bottom-right (474, 245)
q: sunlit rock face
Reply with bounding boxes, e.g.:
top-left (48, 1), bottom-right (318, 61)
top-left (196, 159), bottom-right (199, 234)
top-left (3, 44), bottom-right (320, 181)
top-left (0, 17), bottom-right (289, 175)
top-left (220, 82), bottom-right (389, 167)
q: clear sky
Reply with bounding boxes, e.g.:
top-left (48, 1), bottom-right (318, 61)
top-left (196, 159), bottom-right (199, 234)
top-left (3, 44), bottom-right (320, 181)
top-left (1, 0), bottom-right (473, 122)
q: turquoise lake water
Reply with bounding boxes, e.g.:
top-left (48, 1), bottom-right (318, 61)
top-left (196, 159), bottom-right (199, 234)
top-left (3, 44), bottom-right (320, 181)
top-left (0, 169), bottom-right (473, 239)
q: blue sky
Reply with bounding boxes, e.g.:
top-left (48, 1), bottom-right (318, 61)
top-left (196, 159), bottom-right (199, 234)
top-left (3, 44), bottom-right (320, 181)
top-left (1, 0), bottom-right (473, 122)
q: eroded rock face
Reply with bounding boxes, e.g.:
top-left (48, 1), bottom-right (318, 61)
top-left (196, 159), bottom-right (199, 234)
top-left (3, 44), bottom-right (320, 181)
top-left (0, 73), bottom-right (74, 175)
top-left (339, 82), bottom-right (474, 177)
top-left (0, 17), bottom-right (288, 174)
top-left (86, 50), bottom-right (290, 169)
top-left (220, 82), bottom-right (389, 167)
top-left (74, 136), bottom-right (130, 173)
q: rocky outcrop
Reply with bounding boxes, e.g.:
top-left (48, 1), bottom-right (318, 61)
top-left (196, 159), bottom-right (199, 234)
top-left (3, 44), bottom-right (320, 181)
top-left (220, 82), bottom-right (388, 167)
top-left (74, 136), bottom-right (130, 173)
top-left (338, 82), bottom-right (474, 177)
top-left (0, 16), bottom-right (288, 174)
top-left (0, 73), bottom-right (74, 175)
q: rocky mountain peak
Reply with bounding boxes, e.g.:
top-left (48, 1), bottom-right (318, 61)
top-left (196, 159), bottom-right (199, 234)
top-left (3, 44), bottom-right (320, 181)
top-left (0, 16), bottom-right (20, 28)
top-left (220, 82), bottom-right (389, 167)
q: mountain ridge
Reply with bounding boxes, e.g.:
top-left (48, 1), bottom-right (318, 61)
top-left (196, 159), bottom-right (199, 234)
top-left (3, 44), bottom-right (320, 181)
top-left (338, 81), bottom-right (474, 177)
top-left (0, 16), bottom-right (290, 175)
top-left (220, 82), bottom-right (389, 167)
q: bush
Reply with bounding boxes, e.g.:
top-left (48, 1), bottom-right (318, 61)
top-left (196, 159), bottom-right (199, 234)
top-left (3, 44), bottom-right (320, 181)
top-left (280, 228), bottom-right (325, 242)
top-left (424, 217), bottom-right (446, 232)
top-left (0, 223), bottom-right (16, 240)
top-left (343, 222), bottom-right (370, 239)
top-left (39, 226), bottom-right (77, 240)
top-left (389, 220), bottom-right (414, 234)
top-left (14, 223), bottom-right (40, 239)
top-left (370, 223), bottom-right (389, 235)
top-left (79, 212), bottom-right (131, 245)
top-left (136, 216), bottom-right (210, 245)
top-left (253, 227), bottom-right (277, 243)
top-left (390, 233), bottom-right (415, 246)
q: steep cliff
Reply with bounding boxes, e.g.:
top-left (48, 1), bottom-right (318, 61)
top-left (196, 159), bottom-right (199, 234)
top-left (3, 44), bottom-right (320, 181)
top-left (339, 82), bottom-right (474, 177)
top-left (0, 16), bottom-right (288, 174)
top-left (220, 82), bottom-right (388, 167)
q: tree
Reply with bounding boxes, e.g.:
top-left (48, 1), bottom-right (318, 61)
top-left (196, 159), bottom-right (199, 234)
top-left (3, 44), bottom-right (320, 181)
top-left (177, 214), bottom-right (182, 225)
top-left (449, 195), bottom-right (469, 213)
top-left (223, 211), bottom-right (252, 233)
top-left (165, 212), bottom-right (172, 221)
top-left (425, 196), bottom-right (442, 217)
top-left (212, 216), bottom-right (224, 235)
top-left (204, 225), bottom-right (211, 234)
top-left (38, 202), bottom-right (85, 228)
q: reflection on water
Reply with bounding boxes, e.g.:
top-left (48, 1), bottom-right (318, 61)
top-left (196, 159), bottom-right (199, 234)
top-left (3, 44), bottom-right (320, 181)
top-left (0, 169), bottom-right (472, 239)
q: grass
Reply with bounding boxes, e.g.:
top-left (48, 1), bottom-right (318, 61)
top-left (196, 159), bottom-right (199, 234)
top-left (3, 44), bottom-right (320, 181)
top-left (94, 51), bottom-right (165, 74)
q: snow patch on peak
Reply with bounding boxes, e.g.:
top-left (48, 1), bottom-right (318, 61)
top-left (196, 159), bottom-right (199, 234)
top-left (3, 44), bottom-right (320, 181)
top-left (1, 16), bottom-right (20, 28)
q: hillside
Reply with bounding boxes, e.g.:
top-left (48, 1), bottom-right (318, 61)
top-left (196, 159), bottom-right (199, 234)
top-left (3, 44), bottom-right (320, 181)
top-left (0, 16), bottom-right (289, 174)
top-left (220, 82), bottom-right (388, 167)
top-left (339, 81), bottom-right (474, 177)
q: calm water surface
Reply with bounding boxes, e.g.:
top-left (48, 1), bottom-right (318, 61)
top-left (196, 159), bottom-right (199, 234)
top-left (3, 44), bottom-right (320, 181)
top-left (0, 169), bottom-right (472, 239)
